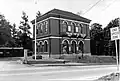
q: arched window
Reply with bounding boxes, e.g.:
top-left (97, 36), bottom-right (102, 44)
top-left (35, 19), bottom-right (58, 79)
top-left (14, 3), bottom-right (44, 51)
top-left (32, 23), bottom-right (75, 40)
top-left (36, 42), bottom-right (39, 52)
top-left (62, 21), bottom-right (68, 32)
top-left (62, 40), bottom-right (69, 54)
top-left (71, 23), bottom-right (76, 33)
top-left (71, 40), bottom-right (77, 53)
top-left (39, 23), bottom-right (43, 33)
top-left (37, 42), bottom-right (40, 53)
top-left (81, 24), bottom-right (86, 34)
top-left (76, 26), bottom-right (79, 33)
top-left (78, 41), bottom-right (84, 53)
top-left (36, 23), bottom-right (39, 34)
top-left (68, 25), bottom-right (71, 32)
top-left (45, 21), bottom-right (48, 33)
top-left (79, 24), bottom-right (82, 34)
top-left (44, 41), bottom-right (48, 52)
top-left (39, 42), bottom-right (43, 52)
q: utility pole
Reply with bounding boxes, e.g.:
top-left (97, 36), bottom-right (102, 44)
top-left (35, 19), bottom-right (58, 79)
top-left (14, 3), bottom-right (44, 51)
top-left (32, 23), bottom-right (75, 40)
top-left (34, 0), bottom-right (37, 60)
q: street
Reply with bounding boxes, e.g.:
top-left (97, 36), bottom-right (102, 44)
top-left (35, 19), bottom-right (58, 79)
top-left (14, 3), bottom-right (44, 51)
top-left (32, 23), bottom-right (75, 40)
top-left (0, 60), bottom-right (119, 81)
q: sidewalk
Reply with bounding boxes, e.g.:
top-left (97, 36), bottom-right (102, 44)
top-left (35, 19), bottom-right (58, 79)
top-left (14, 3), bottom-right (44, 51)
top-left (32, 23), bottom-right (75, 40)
top-left (29, 62), bottom-right (116, 67)
top-left (16, 56), bottom-right (116, 67)
top-left (1, 57), bottom-right (116, 67)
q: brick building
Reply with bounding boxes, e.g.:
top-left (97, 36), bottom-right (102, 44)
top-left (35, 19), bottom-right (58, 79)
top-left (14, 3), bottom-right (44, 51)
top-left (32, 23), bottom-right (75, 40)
top-left (31, 9), bottom-right (91, 58)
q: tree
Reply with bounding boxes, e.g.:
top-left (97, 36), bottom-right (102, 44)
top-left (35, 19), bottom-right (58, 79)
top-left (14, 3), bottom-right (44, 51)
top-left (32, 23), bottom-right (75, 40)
top-left (10, 23), bottom-right (24, 47)
top-left (11, 23), bottom-right (17, 38)
top-left (90, 23), bottom-right (104, 55)
top-left (103, 18), bottom-right (120, 56)
top-left (19, 11), bottom-right (32, 50)
top-left (76, 11), bottom-right (83, 16)
top-left (0, 14), bottom-right (12, 46)
top-left (90, 23), bottom-right (103, 40)
top-left (19, 11), bottom-right (31, 36)
top-left (36, 11), bottom-right (42, 18)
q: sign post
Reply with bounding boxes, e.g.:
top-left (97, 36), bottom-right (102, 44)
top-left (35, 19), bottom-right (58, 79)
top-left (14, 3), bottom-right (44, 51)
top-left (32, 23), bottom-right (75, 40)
top-left (24, 49), bottom-right (28, 64)
top-left (115, 40), bottom-right (119, 71)
top-left (110, 27), bottom-right (120, 72)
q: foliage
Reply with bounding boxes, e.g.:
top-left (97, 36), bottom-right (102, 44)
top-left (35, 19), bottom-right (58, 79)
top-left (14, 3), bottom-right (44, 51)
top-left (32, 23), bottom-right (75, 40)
top-left (19, 11), bottom-right (31, 36)
top-left (90, 23), bottom-right (103, 41)
top-left (36, 11), bottom-right (42, 18)
top-left (90, 23), bottom-right (104, 55)
top-left (11, 23), bottom-right (18, 38)
top-left (103, 18), bottom-right (120, 56)
top-left (19, 11), bottom-right (32, 50)
top-left (90, 18), bottom-right (120, 56)
top-left (0, 14), bottom-right (13, 46)
top-left (0, 12), bottom-right (32, 51)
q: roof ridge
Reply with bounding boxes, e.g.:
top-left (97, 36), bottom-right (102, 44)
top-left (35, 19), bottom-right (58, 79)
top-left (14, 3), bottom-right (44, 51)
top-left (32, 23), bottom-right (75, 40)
top-left (31, 9), bottom-right (91, 24)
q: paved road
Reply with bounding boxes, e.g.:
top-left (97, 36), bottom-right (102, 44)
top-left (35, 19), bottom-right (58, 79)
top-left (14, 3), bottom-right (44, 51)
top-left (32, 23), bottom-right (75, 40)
top-left (0, 59), bottom-right (119, 81)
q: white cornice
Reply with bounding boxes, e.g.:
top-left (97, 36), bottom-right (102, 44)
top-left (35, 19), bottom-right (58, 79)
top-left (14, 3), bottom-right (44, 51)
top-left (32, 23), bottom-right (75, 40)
top-left (33, 17), bottom-right (90, 25)
top-left (33, 36), bottom-right (90, 41)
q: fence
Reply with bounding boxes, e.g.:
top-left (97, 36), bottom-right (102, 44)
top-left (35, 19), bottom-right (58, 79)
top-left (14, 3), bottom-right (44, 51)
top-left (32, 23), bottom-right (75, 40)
top-left (0, 47), bottom-right (24, 57)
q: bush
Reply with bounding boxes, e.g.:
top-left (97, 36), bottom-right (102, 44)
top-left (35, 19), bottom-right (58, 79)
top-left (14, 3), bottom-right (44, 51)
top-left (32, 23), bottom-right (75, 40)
top-left (59, 55), bottom-right (116, 64)
top-left (32, 55), bottom-right (42, 59)
top-left (27, 51), bottom-right (33, 56)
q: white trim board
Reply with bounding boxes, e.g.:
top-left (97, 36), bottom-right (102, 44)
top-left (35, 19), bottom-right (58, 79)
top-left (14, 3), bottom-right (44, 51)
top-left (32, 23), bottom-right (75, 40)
top-left (33, 17), bottom-right (89, 25)
top-left (33, 36), bottom-right (90, 41)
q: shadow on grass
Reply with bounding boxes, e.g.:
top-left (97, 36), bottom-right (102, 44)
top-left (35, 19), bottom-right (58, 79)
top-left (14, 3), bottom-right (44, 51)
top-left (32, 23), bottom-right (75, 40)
top-left (0, 57), bottom-right (22, 61)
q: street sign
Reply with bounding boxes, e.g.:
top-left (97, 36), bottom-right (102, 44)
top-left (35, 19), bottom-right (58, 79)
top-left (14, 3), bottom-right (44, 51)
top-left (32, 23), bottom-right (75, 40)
top-left (110, 27), bottom-right (120, 40)
top-left (110, 27), bottom-right (120, 72)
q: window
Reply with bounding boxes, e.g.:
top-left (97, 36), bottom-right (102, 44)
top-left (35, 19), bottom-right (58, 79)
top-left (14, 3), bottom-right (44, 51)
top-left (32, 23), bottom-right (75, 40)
top-left (62, 40), bottom-right (69, 54)
top-left (39, 23), bottom-right (43, 33)
top-left (76, 27), bottom-right (79, 32)
top-left (71, 23), bottom-right (76, 33)
top-left (36, 24), bottom-right (39, 34)
top-left (62, 21), bottom-right (68, 32)
top-left (86, 24), bottom-right (89, 35)
top-left (45, 21), bottom-right (48, 32)
top-left (36, 29), bottom-right (38, 34)
top-left (79, 24), bottom-right (82, 34)
top-left (44, 41), bottom-right (48, 52)
top-left (68, 26), bottom-right (71, 32)
top-left (71, 41), bottom-right (77, 53)
top-left (82, 24), bottom-right (86, 34)
top-left (41, 23), bottom-right (43, 32)
top-left (39, 42), bottom-right (43, 52)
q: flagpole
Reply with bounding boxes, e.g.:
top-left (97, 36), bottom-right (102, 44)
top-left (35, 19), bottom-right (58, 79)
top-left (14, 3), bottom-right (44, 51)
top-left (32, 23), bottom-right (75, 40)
top-left (34, 0), bottom-right (37, 60)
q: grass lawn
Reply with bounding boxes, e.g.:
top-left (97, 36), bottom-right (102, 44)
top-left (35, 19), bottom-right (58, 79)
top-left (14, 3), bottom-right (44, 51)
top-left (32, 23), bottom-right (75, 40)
top-left (94, 72), bottom-right (120, 81)
top-left (59, 54), bottom-right (117, 64)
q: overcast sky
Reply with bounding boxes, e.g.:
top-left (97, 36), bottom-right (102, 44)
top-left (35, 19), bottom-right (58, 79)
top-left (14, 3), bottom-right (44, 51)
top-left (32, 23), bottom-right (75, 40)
top-left (0, 0), bottom-right (120, 29)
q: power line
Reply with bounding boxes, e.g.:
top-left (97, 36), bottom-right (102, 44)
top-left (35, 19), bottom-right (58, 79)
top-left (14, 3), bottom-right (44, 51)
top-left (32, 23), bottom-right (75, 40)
top-left (102, 0), bottom-right (116, 11)
top-left (83, 0), bottom-right (103, 15)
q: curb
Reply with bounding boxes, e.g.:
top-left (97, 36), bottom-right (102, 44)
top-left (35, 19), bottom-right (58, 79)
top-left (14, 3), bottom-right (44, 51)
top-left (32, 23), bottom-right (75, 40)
top-left (28, 63), bottom-right (116, 67)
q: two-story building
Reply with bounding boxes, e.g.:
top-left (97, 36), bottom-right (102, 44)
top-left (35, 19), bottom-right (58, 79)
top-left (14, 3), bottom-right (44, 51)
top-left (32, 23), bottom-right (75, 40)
top-left (31, 9), bottom-right (91, 58)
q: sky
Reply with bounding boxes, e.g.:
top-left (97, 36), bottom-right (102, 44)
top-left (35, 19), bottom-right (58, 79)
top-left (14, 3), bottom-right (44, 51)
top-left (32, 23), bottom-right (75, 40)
top-left (0, 0), bottom-right (120, 31)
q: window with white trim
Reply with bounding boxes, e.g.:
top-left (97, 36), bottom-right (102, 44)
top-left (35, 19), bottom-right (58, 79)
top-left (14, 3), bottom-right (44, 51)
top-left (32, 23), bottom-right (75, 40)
top-left (71, 23), bottom-right (76, 33)
top-left (40, 23), bottom-right (43, 33)
top-left (76, 26), bottom-right (79, 32)
top-left (44, 41), bottom-right (48, 52)
top-left (45, 21), bottom-right (48, 33)
top-left (79, 24), bottom-right (82, 34)
top-left (36, 23), bottom-right (39, 34)
top-left (68, 26), bottom-right (71, 32)
top-left (62, 21), bottom-right (68, 32)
